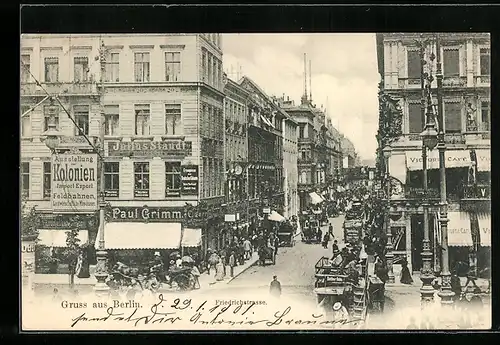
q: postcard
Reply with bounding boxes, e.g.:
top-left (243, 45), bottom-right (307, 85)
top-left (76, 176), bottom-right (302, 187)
top-left (20, 32), bottom-right (491, 331)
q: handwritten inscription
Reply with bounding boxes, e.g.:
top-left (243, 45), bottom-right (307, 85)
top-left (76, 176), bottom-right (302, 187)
top-left (68, 294), bottom-right (363, 328)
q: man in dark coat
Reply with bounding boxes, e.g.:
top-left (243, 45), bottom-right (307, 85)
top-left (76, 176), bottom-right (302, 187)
top-left (269, 275), bottom-right (282, 298)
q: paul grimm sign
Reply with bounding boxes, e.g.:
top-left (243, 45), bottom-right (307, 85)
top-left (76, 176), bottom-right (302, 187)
top-left (109, 206), bottom-right (207, 222)
top-left (108, 141), bottom-right (192, 158)
top-left (51, 153), bottom-right (98, 213)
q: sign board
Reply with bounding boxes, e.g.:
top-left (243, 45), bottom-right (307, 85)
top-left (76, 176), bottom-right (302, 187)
top-left (181, 165), bottom-right (199, 195)
top-left (110, 206), bottom-right (185, 222)
top-left (263, 207), bottom-right (271, 214)
top-left (51, 153), bottom-right (98, 213)
top-left (225, 214), bottom-right (236, 222)
top-left (107, 140), bottom-right (193, 159)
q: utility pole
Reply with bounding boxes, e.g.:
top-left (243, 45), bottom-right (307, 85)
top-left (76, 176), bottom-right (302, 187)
top-left (94, 40), bottom-right (110, 296)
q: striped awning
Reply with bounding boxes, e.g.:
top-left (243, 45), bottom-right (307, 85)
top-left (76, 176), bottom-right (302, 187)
top-left (477, 213), bottom-right (491, 247)
top-left (447, 212), bottom-right (473, 247)
top-left (475, 149), bottom-right (490, 172)
top-left (95, 222), bottom-right (182, 250)
top-left (38, 229), bottom-right (88, 248)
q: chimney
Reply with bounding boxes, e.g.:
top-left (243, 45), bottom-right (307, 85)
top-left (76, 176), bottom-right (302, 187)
top-left (287, 96), bottom-right (290, 101)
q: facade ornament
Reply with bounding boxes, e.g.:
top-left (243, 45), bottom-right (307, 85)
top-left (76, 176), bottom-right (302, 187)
top-left (466, 101), bottom-right (478, 131)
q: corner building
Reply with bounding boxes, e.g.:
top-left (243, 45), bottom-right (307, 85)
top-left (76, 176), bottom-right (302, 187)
top-left (21, 34), bottom-right (225, 271)
top-left (376, 33), bottom-right (491, 275)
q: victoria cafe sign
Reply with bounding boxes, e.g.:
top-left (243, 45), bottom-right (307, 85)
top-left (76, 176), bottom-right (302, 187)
top-left (51, 152), bottom-right (98, 213)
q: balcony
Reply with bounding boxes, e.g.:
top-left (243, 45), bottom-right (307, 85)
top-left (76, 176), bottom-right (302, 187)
top-left (298, 137), bottom-right (313, 144)
top-left (461, 184), bottom-right (491, 200)
top-left (400, 133), bottom-right (466, 145)
top-left (405, 186), bottom-right (440, 200)
top-left (20, 82), bottom-right (99, 97)
top-left (298, 158), bottom-right (314, 165)
top-left (475, 75), bottom-right (490, 87)
top-left (442, 76), bottom-right (467, 88)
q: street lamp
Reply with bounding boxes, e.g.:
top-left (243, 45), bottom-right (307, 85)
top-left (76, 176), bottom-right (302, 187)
top-left (419, 92), bottom-right (439, 307)
top-left (382, 145), bottom-right (395, 283)
top-left (40, 98), bottom-right (62, 150)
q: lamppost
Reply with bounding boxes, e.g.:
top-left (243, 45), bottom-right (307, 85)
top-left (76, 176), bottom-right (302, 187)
top-left (382, 145), bottom-right (395, 283)
top-left (419, 67), bottom-right (439, 307)
top-left (434, 34), bottom-right (454, 306)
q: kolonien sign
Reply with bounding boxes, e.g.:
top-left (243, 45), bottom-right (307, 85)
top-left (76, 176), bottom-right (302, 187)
top-left (51, 153), bottom-right (98, 213)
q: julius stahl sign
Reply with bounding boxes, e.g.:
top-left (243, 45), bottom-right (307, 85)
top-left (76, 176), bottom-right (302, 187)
top-left (51, 152), bottom-right (98, 213)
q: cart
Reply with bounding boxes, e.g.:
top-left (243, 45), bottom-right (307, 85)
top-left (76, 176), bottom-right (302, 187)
top-left (258, 245), bottom-right (276, 266)
top-left (366, 275), bottom-right (385, 314)
top-left (277, 222), bottom-right (295, 247)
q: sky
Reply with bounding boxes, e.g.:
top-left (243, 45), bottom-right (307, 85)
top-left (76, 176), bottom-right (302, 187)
top-left (222, 33), bottom-right (380, 161)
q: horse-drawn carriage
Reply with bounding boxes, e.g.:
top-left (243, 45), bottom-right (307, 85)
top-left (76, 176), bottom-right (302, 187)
top-left (277, 222), bottom-right (296, 247)
top-left (302, 218), bottom-right (322, 244)
top-left (258, 245), bottom-right (276, 266)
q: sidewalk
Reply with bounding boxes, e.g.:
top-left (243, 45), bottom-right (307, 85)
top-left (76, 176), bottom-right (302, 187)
top-left (197, 252), bottom-right (260, 289)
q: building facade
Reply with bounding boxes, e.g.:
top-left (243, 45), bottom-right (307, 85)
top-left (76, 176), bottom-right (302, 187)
top-left (282, 115), bottom-right (299, 219)
top-left (239, 77), bottom-right (286, 220)
top-left (376, 33), bottom-right (491, 274)
top-left (21, 33), bottom-right (226, 270)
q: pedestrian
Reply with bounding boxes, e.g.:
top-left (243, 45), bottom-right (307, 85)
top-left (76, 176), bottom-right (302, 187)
top-left (215, 259), bottom-right (225, 281)
top-left (400, 257), bottom-right (413, 285)
top-left (332, 240), bottom-right (340, 256)
top-left (269, 275), bottom-right (281, 298)
top-left (322, 233), bottom-right (329, 249)
top-left (451, 271), bottom-right (462, 304)
top-left (406, 316), bottom-right (419, 329)
top-left (52, 287), bottom-right (62, 302)
top-left (328, 223), bottom-right (334, 237)
top-left (175, 254), bottom-right (183, 268)
top-left (191, 263), bottom-right (201, 289)
top-left (332, 302), bottom-right (349, 324)
top-left (229, 251), bottom-right (236, 278)
top-left (243, 238), bottom-right (252, 260)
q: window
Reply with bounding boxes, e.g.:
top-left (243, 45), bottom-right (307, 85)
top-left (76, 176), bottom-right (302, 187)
top-left (104, 105), bottom-right (120, 136)
top-left (480, 48), bottom-right (490, 76)
top-left (165, 162), bottom-right (181, 197)
top-left (408, 102), bottom-right (423, 134)
top-left (43, 162), bottom-right (51, 198)
top-left (407, 50), bottom-right (421, 79)
top-left (104, 162), bottom-right (119, 197)
top-left (74, 105), bottom-right (89, 136)
top-left (165, 52), bottom-right (181, 81)
top-left (105, 52), bottom-right (120, 82)
top-left (43, 105), bottom-right (59, 132)
top-left (201, 50), bottom-right (207, 82)
top-left (134, 52), bottom-right (150, 82)
top-left (21, 162), bottom-right (29, 198)
top-left (208, 55), bottom-right (213, 85)
top-left (21, 106), bottom-right (32, 138)
top-left (299, 125), bottom-right (305, 138)
top-left (73, 57), bottom-right (89, 82)
top-left (135, 104), bottom-right (150, 136)
top-left (134, 162), bottom-right (149, 197)
top-left (444, 102), bottom-right (462, 133)
top-left (212, 59), bottom-right (217, 87)
top-left (443, 49), bottom-right (460, 77)
top-left (44, 57), bottom-right (59, 82)
top-left (165, 104), bottom-right (182, 135)
top-left (21, 55), bottom-right (30, 83)
top-left (481, 101), bottom-right (490, 131)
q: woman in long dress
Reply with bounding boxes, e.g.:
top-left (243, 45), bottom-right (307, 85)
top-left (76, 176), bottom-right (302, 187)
top-left (215, 259), bottom-right (225, 281)
top-left (400, 257), bottom-right (413, 284)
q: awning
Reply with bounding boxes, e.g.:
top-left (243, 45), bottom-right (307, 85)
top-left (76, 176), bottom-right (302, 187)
top-left (477, 213), bottom-right (491, 247)
top-left (475, 149), bottom-right (490, 172)
top-left (181, 228), bottom-right (202, 248)
top-left (309, 192), bottom-right (324, 205)
top-left (268, 211), bottom-right (285, 222)
top-left (38, 229), bottom-right (89, 248)
top-left (312, 209), bottom-right (322, 215)
top-left (406, 150), bottom-right (471, 171)
top-left (260, 115), bottom-right (274, 128)
top-left (388, 153), bottom-right (407, 184)
top-left (95, 222), bottom-right (182, 250)
top-left (447, 212), bottom-right (473, 247)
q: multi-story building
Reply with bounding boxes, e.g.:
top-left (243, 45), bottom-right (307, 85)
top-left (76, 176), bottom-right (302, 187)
top-left (341, 135), bottom-right (358, 169)
top-left (282, 113), bottom-right (299, 219)
top-left (239, 76), bottom-right (287, 220)
top-left (21, 33), bottom-right (226, 271)
top-left (376, 33), bottom-right (490, 274)
top-left (222, 74), bottom-right (250, 243)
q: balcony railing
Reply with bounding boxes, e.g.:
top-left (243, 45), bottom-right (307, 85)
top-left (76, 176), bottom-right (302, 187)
top-left (475, 75), bottom-right (490, 86)
top-left (21, 82), bottom-right (99, 97)
top-left (401, 133), bottom-right (466, 144)
top-left (461, 184), bottom-right (491, 200)
top-left (405, 186), bottom-right (440, 199)
top-left (442, 76), bottom-right (467, 88)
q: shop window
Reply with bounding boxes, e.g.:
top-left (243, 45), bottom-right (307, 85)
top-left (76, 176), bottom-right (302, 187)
top-left (165, 162), bottom-right (181, 197)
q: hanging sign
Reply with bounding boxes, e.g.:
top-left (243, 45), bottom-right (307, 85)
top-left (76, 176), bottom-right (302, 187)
top-left (181, 165), bottom-right (199, 195)
top-left (51, 152), bottom-right (98, 213)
